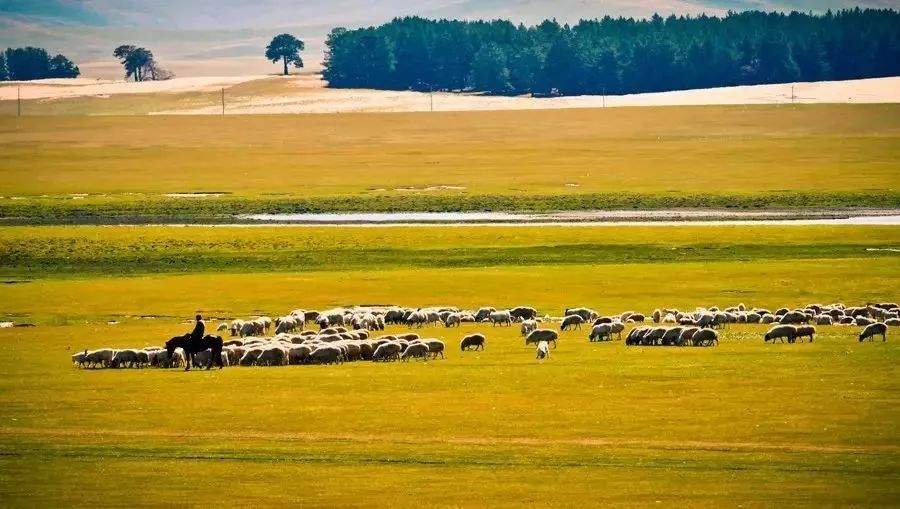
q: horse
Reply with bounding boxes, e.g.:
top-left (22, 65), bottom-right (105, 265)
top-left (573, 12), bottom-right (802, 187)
top-left (165, 333), bottom-right (224, 371)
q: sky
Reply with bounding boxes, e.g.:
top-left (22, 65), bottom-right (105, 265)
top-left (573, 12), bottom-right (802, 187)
top-left (1, 0), bottom-right (897, 78)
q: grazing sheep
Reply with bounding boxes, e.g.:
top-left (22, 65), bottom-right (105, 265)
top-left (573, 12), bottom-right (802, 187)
top-left (642, 327), bottom-right (667, 346)
top-left (238, 348), bottom-right (264, 366)
top-left (565, 307), bottom-right (598, 321)
top-left (859, 323), bottom-right (888, 342)
top-left (405, 311), bottom-right (428, 328)
top-left (696, 313), bottom-right (714, 328)
top-left (691, 329), bottom-right (718, 347)
top-left (760, 314), bottom-right (776, 324)
top-left (421, 339), bottom-right (445, 359)
top-left (309, 345), bottom-right (343, 364)
top-left (662, 313), bottom-right (677, 324)
top-left (627, 313), bottom-right (646, 323)
top-left (153, 348), bottom-right (185, 368)
top-left (652, 309), bottom-right (661, 323)
top-left (814, 314), bottom-right (833, 325)
top-left (560, 314), bottom-right (585, 331)
top-left (110, 349), bottom-right (141, 368)
top-left (885, 318), bottom-right (900, 327)
top-left (520, 319), bottom-right (537, 337)
top-left (489, 310), bottom-right (512, 327)
top-left (372, 342), bottom-right (402, 362)
top-left (764, 325), bottom-right (798, 343)
top-left (535, 340), bottom-right (550, 361)
top-left (855, 316), bottom-right (875, 327)
top-left (660, 327), bottom-right (683, 346)
top-left (678, 327), bottom-right (699, 345)
top-left (460, 333), bottom-right (486, 351)
top-left (609, 321), bottom-right (625, 340)
top-left (510, 306), bottom-right (538, 321)
top-left (588, 323), bottom-right (612, 342)
top-left (396, 333), bottom-right (419, 341)
top-left (779, 311), bottom-right (808, 325)
top-left (71, 351), bottom-right (88, 367)
top-left (443, 313), bottom-right (461, 328)
top-left (525, 329), bottom-right (558, 348)
top-left (625, 327), bottom-right (650, 345)
top-left (256, 346), bottom-right (287, 366)
top-left (401, 342), bottom-right (430, 361)
top-left (795, 325), bottom-right (816, 342)
top-left (216, 323), bottom-right (228, 332)
top-left (474, 307), bottom-right (496, 322)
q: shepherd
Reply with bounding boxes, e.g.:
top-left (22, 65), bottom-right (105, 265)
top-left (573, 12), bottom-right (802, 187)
top-left (165, 313), bottom-right (224, 371)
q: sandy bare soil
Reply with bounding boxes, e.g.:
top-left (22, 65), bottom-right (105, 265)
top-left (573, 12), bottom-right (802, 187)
top-left (2, 74), bottom-right (898, 113)
top-left (162, 75), bottom-right (900, 114)
top-left (0, 75), bottom-right (272, 100)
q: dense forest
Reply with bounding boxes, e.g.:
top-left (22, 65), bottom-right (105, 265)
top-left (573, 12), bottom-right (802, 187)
top-left (0, 47), bottom-right (80, 81)
top-left (323, 9), bottom-right (900, 96)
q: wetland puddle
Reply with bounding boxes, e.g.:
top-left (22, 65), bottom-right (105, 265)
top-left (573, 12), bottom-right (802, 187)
top-left (234, 210), bottom-right (900, 226)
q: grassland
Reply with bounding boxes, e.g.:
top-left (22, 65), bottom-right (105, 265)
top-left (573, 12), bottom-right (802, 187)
top-left (1, 104), bottom-right (898, 222)
top-left (0, 224), bottom-right (898, 505)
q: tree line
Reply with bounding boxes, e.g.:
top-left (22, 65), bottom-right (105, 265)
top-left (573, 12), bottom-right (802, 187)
top-left (323, 8), bottom-right (900, 95)
top-left (0, 47), bottom-right (80, 81)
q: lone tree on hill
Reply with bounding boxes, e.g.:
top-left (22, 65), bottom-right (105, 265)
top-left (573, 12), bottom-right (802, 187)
top-left (113, 45), bottom-right (173, 82)
top-left (266, 34), bottom-right (304, 75)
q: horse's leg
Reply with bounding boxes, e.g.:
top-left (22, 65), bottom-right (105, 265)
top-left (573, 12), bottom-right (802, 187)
top-left (184, 353), bottom-right (191, 371)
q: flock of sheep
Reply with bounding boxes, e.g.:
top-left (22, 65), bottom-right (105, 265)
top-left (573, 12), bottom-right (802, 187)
top-left (72, 301), bottom-right (895, 369)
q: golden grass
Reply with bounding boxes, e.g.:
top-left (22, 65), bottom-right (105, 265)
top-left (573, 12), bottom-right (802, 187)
top-left (0, 104), bottom-right (897, 198)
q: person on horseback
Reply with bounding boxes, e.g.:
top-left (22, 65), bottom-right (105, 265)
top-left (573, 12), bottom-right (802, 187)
top-left (190, 314), bottom-right (205, 346)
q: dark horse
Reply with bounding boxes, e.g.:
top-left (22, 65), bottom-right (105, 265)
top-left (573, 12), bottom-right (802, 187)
top-left (165, 333), bottom-right (224, 371)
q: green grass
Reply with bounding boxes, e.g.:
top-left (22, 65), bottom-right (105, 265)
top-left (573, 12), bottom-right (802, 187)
top-left (0, 224), bottom-right (898, 504)
top-left (0, 104), bottom-right (897, 221)
top-left (1, 224), bottom-right (899, 276)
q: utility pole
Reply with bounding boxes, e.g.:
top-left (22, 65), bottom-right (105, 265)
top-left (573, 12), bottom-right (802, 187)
top-left (17, 85), bottom-right (21, 116)
top-left (221, 88), bottom-right (225, 115)
top-left (791, 85), bottom-right (795, 104)
top-left (430, 88), bottom-right (434, 112)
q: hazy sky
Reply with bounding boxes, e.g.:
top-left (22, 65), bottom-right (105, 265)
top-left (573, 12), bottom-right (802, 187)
top-left (1, 0), bottom-right (897, 78)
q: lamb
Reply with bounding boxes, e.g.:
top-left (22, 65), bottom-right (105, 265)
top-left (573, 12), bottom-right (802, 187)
top-left (536, 340), bottom-right (550, 361)
top-left (525, 329), bottom-right (558, 348)
top-left (859, 323), bottom-right (888, 342)
top-left (401, 342), bottom-right (430, 361)
top-left (764, 325), bottom-right (798, 343)
top-left (560, 314), bottom-right (585, 331)
top-left (460, 333), bottom-right (486, 351)
top-left (588, 323), bottom-right (612, 342)
top-left (691, 328), bottom-right (718, 347)
top-left (795, 325), bottom-right (816, 342)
